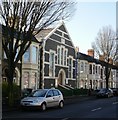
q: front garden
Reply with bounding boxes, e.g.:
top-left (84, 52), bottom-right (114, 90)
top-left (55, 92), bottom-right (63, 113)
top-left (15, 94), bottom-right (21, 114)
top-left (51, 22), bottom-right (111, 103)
top-left (2, 81), bottom-right (93, 106)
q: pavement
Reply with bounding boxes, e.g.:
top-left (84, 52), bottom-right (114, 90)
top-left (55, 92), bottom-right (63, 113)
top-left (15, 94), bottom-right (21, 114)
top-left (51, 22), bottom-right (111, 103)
top-left (2, 95), bottom-right (96, 113)
top-left (64, 95), bottom-right (96, 105)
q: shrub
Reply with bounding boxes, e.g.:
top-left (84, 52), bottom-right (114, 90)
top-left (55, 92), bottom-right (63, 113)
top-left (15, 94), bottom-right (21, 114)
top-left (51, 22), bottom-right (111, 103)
top-left (2, 81), bottom-right (9, 98)
top-left (57, 86), bottom-right (88, 97)
top-left (73, 88), bottom-right (88, 95)
top-left (2, 81), bottom-right (21, 105)
top-left (61, 89), bottom-right (73, 96)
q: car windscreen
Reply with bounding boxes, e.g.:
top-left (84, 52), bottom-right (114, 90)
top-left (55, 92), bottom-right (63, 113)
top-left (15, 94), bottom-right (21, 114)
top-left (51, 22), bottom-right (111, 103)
top-left (29, 90), bottom-right (47, 97)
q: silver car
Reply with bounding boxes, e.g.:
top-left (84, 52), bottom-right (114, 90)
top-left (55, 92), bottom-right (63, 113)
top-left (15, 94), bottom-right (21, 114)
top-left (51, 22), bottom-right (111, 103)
top-left (20, 88), bottom-right (64, 111)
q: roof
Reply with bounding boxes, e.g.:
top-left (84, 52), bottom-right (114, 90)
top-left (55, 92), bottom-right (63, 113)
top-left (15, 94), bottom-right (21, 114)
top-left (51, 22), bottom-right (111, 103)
top-left (35, 28), bottom-right (53, 42)
top-left (77, 52), bottom-right (118, 70)
top-left (35, 21), bottom-right (75, 48)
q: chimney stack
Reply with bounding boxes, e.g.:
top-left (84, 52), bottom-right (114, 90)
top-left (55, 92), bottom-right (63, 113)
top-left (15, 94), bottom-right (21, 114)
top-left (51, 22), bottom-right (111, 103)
top-left (99, 55), bottom-right (105, 61)
top-left (87, 49), bottom-right (94, 57)
top-left (75, 47), bottom-right (79, 52)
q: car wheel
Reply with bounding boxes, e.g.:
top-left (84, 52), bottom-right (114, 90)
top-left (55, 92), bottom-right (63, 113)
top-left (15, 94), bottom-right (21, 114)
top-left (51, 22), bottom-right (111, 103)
top-left (41, 103), bottom-right (46, 111)
top-left (59, 101), bottom-right (64, 108)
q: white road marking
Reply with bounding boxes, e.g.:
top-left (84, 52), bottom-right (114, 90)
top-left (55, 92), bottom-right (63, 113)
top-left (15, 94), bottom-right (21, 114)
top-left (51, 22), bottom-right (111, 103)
top-left (91, 107), bottom-right (102, 112)
top-left (113, 102), bottom-right (118, 105)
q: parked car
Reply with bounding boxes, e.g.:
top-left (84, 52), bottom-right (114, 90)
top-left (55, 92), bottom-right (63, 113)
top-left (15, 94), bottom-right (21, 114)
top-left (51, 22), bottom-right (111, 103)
top-left (20, 88), bottom-right (64, 111)
top-left (91, 89), bottom-right (100, 96)
top-left (96, 88), bottom-right (114, 98)
top-left (111, 88), bottom-right (118, 96)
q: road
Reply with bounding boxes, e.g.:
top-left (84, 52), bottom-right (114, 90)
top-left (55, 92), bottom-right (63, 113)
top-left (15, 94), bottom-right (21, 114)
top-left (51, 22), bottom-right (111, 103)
top-left (2, 97), bottom-right (118, 119)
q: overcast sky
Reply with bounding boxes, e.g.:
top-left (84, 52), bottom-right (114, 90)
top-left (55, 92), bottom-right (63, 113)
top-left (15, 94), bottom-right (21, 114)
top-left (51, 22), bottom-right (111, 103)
top-left (65, 0), bottom-right (116, 54)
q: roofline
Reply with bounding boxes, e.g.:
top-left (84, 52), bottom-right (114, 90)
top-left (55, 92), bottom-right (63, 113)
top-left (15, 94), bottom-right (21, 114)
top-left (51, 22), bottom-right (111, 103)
top-left (44, 21), bottom-right (75, 49)
top-left (77, 52), bottom-right (118, 70)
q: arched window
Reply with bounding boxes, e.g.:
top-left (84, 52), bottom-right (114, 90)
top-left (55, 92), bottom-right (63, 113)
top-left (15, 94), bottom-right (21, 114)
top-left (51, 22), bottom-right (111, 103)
top-left (57, 48), bottom-right (60, 64)
top-left (61, 48), bottom-right (64, 65)
top-left (57, 46), bottom-right (68, 66)
top-left (49, 51), bottom-right (55, 77)
top-left (68, 57), bottom-right (73, 78)
top-left (64, 50), bottom-right (67, 66)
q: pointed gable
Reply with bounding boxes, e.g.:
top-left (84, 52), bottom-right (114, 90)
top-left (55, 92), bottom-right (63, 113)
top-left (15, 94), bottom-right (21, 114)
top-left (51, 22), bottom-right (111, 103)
top-left (35, 28), bottom-right (53, 42)
top-left (35, 21), bottom-right (75, 49)
top-left (58, 24), bottom-right (67, 33)
top-left (50, 22), bottom-right (75, 48)
top-left (58, 23), bottom-right (74, 48)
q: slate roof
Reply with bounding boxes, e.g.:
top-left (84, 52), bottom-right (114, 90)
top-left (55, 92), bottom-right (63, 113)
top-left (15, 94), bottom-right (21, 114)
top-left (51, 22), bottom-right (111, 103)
top-left (35, 21), bottom-right (75, 48)
top-left (35, 28), bottom-right (53, 40)
top-left (77, 52), bottom-right (118, 70)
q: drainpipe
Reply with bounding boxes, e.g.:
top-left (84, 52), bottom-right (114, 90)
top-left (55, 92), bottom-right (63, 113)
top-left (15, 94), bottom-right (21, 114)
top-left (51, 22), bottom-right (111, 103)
top-left (38, 41), bottom-right (43, 89)
top-left (38, 39), bottom-right (45, 89)
top-left (76, 52), bottom-right (80, 89)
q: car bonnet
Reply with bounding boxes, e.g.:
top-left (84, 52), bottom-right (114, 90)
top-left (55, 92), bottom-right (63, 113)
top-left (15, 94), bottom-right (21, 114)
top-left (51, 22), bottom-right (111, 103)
top-left (21, 96), bottom-right (45, 102)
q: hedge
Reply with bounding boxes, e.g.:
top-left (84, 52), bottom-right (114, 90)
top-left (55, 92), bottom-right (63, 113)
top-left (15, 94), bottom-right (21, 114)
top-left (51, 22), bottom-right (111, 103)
top-left (2, 81), bottom-right (21, 105)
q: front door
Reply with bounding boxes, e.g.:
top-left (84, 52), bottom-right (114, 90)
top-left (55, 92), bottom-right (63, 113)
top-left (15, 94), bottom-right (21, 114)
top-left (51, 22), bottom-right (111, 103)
top-left (58, 71), bottom-right (63, 84)
top-left (58, 69), bottom-right (66, 86)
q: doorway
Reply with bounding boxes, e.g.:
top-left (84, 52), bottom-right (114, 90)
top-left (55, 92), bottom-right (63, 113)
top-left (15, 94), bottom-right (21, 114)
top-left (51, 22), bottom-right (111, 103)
top-left (58, 69), bottom-right (66, 85)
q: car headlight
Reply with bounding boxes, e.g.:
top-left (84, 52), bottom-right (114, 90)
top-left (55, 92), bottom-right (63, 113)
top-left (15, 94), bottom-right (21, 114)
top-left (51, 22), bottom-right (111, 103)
top-left (33, 100), bottom-right (39, 103)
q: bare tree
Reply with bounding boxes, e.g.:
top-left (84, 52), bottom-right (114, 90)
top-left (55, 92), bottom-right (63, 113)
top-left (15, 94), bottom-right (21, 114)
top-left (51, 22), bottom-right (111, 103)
top-left (92, 26), bottom-right (117, 89)
top-left (0, 0), bottom-right (76, 106)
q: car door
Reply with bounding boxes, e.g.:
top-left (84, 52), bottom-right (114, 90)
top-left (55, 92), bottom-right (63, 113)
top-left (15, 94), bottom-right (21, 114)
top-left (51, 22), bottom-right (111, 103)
top-left (52, 90), bottom-right (61, 106)
top-left (45, 90), bottom-right (54, 107)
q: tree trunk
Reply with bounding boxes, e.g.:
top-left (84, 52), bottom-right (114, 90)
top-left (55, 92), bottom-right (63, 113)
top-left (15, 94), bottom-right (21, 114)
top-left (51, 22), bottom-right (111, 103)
top-left (8, 80), bottom-right (14, 107)
top-left (7, 59), bottom-right (15, 107)
top-left (106, 66), bottom-right (109, 89)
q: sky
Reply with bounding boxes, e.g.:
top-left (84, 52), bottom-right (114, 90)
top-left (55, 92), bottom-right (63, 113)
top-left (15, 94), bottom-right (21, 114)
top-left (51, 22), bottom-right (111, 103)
top-left (65, 0), bottom-right (116, 54)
